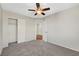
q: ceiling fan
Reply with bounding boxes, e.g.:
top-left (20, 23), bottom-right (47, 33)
top-left (28, 3), bottom-right (50, 15)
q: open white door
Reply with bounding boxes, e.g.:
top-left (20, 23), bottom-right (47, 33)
top-left (18, 19), bottom-right (26, 43)
top-left (42, 20), bottom-right (48, 41)
top-left (8, 19), bottom-right (17, 43)
top-left (36, 20), bottom-right (48, 41)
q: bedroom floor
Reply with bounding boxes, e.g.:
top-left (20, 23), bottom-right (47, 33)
top-left (1, 40), bottom-right (79, 56)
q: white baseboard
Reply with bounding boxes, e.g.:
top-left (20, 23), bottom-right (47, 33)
top-left (48, 40), bottom-right (79, 52)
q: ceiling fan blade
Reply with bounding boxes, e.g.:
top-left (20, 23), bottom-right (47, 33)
top-left (42, 8), bottom-right (50, 11)
top-left (41, 12), bottom-right (45, 15)
top-left (34, 13), bottom-right (37, 15)
top-left (28, 9), bottom-right (35, 11)
top-left (36, 3), bottom-right (40, 8)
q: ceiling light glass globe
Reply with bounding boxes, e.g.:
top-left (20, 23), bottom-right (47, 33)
top-left (37, 11), bottom-right (41, 14)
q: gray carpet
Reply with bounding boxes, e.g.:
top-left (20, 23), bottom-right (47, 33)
top-left (1, 40), bottom-right (79, 56)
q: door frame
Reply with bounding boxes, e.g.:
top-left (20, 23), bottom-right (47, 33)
top-left (35, 20), bottom-right (48, 41)
top-left (8, 18), bottom-right (18, 43)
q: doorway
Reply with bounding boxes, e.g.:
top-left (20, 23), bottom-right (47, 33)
top-left (36, 23), bottom-right (43, 40)
top-left (36, 21), bottom-right (48, 41)
top-left (8, 18), bottom-right (17, 44)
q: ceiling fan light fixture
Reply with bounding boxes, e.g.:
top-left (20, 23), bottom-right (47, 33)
top-left (28, 3), bottom-right (50, 15)
top-left (36, 10), bottom-right (42, 14)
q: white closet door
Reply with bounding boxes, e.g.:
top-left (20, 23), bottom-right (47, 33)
top-left (18, 19), bottom-right (35, 43)
top-left (18, 19), bottom-right (26, 43)
top-left (8, 19), bottom-right (17, 43)
top-left (42, 21), bottom-right (48, 41)
top-left (26, 20), bottom-right (36, 41)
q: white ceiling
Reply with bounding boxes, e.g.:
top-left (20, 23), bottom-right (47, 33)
top-left (1, 3), bottom-right (79, 18)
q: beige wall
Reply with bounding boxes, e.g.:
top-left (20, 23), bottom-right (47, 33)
top-left (2, 10), bottom-right (36, 48)
top-left (45, 5), bottom-right (79, 51)
top-left (0, 4), bottom-right (2, 55)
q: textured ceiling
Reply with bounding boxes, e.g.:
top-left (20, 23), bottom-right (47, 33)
top-left (1, 3), bottom-right (78, 18)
